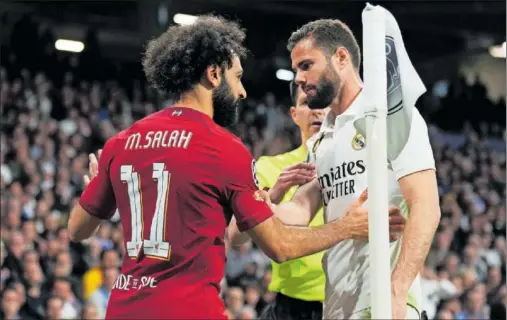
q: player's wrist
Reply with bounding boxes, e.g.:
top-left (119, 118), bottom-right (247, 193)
top-left (268, 188), bottom-right (283, 205)
top-left (330, 217), bottom-right (350, 241)
top-left (391, 276), bottom-right (410, 296)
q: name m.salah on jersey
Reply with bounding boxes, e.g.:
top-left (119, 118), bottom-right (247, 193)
top-left (124, 130), bottom-right (193, 150)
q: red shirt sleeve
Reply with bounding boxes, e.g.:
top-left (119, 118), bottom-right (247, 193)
top-left (79, 137), bottom-right (117, 220)
top-left (223, 141), bottom-right (273, 232)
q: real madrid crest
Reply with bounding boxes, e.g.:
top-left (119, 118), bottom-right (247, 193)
top-left (351, 130), bottom-right (366, 150)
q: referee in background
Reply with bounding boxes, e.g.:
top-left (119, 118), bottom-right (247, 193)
top-left (256, 82), bottom-right (328, 320)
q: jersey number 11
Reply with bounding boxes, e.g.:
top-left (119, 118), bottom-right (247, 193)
top-left (120, 163), bottom-right (171, 260)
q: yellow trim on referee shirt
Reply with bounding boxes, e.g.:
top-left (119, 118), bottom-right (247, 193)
top-left (256, 145), bottom-right (326, 302)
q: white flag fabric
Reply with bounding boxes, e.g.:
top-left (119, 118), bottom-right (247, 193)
top-left (354, 3), bottom-right (426, 162)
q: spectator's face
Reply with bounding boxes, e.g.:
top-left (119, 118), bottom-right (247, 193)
top-left (1, 289), bottom-right (21, 316)
top-left (103, 251), bottom-right (119, 269)
top-left (36, 200), bottom-right (50, 218)
top-left (46, 297), bottom-right (63, 320)
top-left (58, 228), bottom-right (70, 246)
top-left (463, 245), bottom-right (477, 264)
top-left (103, 267), bottom-right (119, 291)
top-left (436, 231), bottom-right (452, 250)
top-left (7, 210), bottom-right (21, 229)
top-left (44, 215), bottom-right (59, 234)
top-left (290, 86), bottom-right (328, 139)
top-left (488, 267), bottom-right (501, 287)
top-left (467, 290), bottom-right (485, 313)
top-left (12, 282), bottom-right (26, 305)
top-left (8, 232), bottom-right (25, 258)
top-left (25, 262), bottom-right (44, 285)
top-left (245, 287), bottom-right (260, 306)
top-left (22, 221), bottom-right (37, 242)
top-left (445, 255), bottom-right (460, 275)
top-left (53, 280), bottom-right (72, 300)
top-left (47, 239), bottom-right (61, 257)
top-left (437, 309), bottom-right (454, 320)
top-left (56, 252), bottom-right (73, 276)
top-left (226, 288), bottom-right (244, 313)
top-left (82, 304), bottom-right (100, 319)
top-left (23, 250), bottom-right (39, 265)
top-left (444, 298), bottom-right (462, 314)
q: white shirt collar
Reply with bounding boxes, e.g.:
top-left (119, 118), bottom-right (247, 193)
top-left (320, 89), bottom-right (366, 133)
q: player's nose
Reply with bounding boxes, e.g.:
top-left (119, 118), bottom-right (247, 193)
top-left (238, 86), bottom-right (247, 100)
top-left (311, 108), bottom-right (326, 119)
top-left (294, 70), bottom-right (306, 87)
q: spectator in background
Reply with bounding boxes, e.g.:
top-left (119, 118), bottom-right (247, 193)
top-left (82, 248), bottom-right (119, 300)
top-left (226, 287), bottom-right (245, 318)
top-left (1, 287), bottom-right (22, 320)
top-left (80, 302), bottom-right (101, 320)
top-left (51, 277), bottom-right (81, 319)
top-left (0, 18), bottom-right (505, 319)
top-left (88, 267), bottom-right (118, 318)
top-left (45, 296), bottom-right (64, 320)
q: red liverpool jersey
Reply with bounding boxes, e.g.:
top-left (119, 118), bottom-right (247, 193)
top-left (79, 107), bottom-right (273, 319)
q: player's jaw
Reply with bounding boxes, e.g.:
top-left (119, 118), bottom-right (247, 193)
top-left (212, 77), bottom-right (240, 127)
top-left (305, 66), bottom-right (341, 110)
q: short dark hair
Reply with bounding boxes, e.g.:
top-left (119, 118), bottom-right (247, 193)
top-left (142, 15), bottom-right (247, 100)
top-left (287, 19), bottom-right (361, 70)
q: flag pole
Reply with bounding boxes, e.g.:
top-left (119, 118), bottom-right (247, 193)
top-left (362, 5), bottom-right (392, 319)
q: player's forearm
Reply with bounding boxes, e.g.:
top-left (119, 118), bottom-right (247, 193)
top-left (68, 204), bottom-right (103, 242)
top-left (228, 201), bottom-right (310, 246)
top-left (227, 217), bottom-right (251, 246)
top-left (268, 217), bottom-right (349, 263)
top-left (391, 201), bottom-right (440, 293)
top-left (272, 201), bottom-right (312, 226)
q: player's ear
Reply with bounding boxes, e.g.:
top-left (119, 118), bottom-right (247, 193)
top-left (289, 106), bottom-right (298, 123)
top-left (204, 65), bottom-right (222, 89)
top-left (333, 47), bottom-right (349, 70)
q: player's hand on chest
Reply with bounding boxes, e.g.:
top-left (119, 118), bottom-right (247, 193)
top-left (314, 126), bottom-right (368, 206)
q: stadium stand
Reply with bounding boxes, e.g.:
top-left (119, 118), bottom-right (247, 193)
top-left (0, 8), bottom-right (505, 320)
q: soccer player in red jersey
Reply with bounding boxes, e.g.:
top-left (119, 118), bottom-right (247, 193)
top-left (67, 15), bottom-right (404, 319)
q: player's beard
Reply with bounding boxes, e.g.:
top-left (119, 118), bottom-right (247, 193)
top-left (212, 78), bottom-right (240, 127)
top-left (306, 64), bottom-right (341, 110)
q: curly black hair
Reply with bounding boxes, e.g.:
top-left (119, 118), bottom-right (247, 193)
top-left (287, 19), bottom-right (361, 70)
top-left (142, 15), bottom-right (247, 100)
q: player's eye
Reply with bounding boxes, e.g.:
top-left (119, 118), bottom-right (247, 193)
top-left (300, 61), bottom-right (312, 71)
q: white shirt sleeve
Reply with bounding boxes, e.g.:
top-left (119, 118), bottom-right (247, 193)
top-left (390, 108), bottom-right (435, 180)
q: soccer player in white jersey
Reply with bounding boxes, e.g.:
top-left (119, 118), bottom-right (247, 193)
top-left (270, 20), bottom-right (441, 319)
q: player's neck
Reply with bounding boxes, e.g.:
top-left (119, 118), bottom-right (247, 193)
top-left (174, 90), bottom-right (214, 119)
top-left (330, 73), bottom-right (363, 116)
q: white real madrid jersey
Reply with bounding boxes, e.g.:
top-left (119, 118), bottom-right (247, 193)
top-left (308, 92), bottom-right (435, 319)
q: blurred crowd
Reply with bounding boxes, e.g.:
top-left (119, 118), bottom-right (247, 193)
top-left (0, 16), bottom-right (506, 320)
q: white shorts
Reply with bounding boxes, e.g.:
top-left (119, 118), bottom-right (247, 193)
top-left (348, 304), bottom-right (420, 320)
